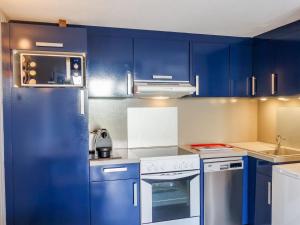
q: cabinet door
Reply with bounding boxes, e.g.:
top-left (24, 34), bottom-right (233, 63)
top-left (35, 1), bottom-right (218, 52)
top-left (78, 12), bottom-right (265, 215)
top-left (10, 23), bottom-right (87, 52)
top-left (274, 40), bottom-right (300, 96)
top-left (253, 39), bottom-right (276, 97)
top-left (254, 173), bottom-right (272, 225)
top-left (87, 31), bottom-right (133, 97)
top-left (134, 38), bottom-right (190, 82)
top-left (12, 88), bottom-right (89, 225)
top-left (230, 43), bottom-right (253, 97)
top-left (91, 179), bottom-right (140, 225)
top-left (191, 42), bottom-right (230, 97)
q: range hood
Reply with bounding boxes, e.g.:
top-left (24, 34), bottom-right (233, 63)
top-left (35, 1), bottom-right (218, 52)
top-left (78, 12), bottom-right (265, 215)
top-left (134, 82), bottom-right (197, 98)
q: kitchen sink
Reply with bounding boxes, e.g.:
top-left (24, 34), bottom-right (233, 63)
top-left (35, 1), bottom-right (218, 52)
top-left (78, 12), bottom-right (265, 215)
top-left (260, 149), bottom-right (300, 156)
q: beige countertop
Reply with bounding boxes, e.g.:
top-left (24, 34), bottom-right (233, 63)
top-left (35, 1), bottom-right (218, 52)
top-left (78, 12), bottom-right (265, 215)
top-left (181, 145), bottom-right (247, 159)
top-left (230, 142), bottom-right (300, 163)
top-left (90, 149), bottom-right (140, 166)
top-left (90, 142), bottom-right (300, 166)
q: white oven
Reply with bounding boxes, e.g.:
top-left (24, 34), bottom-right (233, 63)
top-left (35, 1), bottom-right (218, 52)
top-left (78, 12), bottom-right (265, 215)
top-left (141, 169), bottom-right (200, 225)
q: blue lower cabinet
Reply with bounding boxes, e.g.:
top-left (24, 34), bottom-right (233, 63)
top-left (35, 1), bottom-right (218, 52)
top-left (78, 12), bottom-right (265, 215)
top-left (254, 173), bottom-right (272, 225)
top-left (91, 179), bottom-right (140, 225)
top-left (90, 163), bottom-right (140, 225)
top-left (191, 42), bottom-right (230, 97)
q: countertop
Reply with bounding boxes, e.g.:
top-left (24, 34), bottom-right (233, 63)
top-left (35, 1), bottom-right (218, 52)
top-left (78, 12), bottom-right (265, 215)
top-left (90, 145), bottom-right (248, 166)
top-left (230, 142), bottom-right (300, 163)
top-left (181, 145), bottom-right (247, 159)
top-left (90, 142), bottom-right (300, 165)
top-left (90, 148), bottom-right (140, 166)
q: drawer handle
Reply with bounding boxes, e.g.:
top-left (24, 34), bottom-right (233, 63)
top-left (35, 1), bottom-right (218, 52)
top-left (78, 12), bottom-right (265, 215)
top-left (152, 75), bottom-right (173, 80)
top-left (103, 167), bottom-right (128, 173)
top-left (35, 42), bottom-right (64, 48)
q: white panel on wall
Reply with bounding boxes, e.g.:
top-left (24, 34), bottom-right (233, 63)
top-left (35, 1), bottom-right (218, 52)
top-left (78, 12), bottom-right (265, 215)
top-left (127, 107), bottom-right (178, 148)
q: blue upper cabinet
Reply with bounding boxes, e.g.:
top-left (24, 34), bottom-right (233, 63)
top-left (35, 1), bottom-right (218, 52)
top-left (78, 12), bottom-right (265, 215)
top-left (191, 42), bottom-right (230, 97)
top-left (230, 43), bottom-right (253, 97)
top-left (253, 39), bottom-right (276, 97)
top-left (134, 38), bottom-right (190, 82)
top-left (253, 21), bottom-right (300, 96)
top-left (10, 22), bottom-right (87, 52)
top-left (87, 28), bottom-right (133, 97)
top-left (274, 40), bottom-right (300, 96)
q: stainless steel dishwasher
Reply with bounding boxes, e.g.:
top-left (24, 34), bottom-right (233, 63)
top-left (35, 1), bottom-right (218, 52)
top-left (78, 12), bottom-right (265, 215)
top-left (203, 157), bottom-right (244, 225)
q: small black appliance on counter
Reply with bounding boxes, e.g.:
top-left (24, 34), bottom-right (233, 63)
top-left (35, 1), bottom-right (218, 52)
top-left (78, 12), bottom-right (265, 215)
top-left (91, 128), bottom-right (113, 159)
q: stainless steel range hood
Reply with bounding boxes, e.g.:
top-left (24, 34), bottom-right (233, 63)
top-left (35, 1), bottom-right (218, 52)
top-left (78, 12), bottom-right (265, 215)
top-left (134, 82), bottom-right (196, 99)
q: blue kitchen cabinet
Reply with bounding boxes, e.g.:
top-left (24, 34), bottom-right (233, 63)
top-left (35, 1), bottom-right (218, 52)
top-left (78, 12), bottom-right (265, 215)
top-left (87, 28), bottom-right (134, 97)
top-left (91, 179), bottom-right (140, 225)
top-left (230, 43), bottom-right (253, 97)
top-left (90, 163), bottom-right (140, 225)
top-left (253, 39), bottom-right (276, 97)
top-left (10, 22), bottom-right (87, 52)
top-left (134, 38), bottom-right (190, 82)
top-left (191, 42), bottom-right (230, 97)
top-left (274, 40), bottom-right (300, 96)
top-left (11, 88), bottom-right (90, 225)
top-left (254, 173), bottom-right (272, 225)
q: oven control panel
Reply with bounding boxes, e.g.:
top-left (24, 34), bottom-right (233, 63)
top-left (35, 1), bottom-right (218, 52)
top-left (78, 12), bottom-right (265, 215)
top-left (140, 155), bottom-right (200, 174)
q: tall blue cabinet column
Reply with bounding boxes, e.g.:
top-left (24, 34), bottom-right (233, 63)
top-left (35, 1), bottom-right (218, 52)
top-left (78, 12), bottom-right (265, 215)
top-left (11, 88), bottom-right (90, 225)
top-left (3, 22), bottom-right (90, 225)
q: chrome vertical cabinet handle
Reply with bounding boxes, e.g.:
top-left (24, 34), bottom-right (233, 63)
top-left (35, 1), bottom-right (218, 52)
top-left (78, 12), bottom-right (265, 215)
top-left (271, 73), bottom-right (278, 95)
top-left (251, 76), bottom-right (257, 96)
top-left (133, 182), bottom-right (138, 207)
top-left (268, 181), bottom-right (272, 205)
top-left (80, 89), bottom-right (85, 115)
top-left (127, 71), bottom-right (133, 96)
top-left (195, 75), bottom-right (200, 96)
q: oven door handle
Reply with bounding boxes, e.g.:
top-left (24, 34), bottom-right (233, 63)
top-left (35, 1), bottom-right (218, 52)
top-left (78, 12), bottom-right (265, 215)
top-left (141, 170), bottom-right (199, 180)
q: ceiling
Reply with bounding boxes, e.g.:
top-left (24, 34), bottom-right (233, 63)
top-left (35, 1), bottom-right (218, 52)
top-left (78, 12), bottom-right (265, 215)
top-left (1, 0), bottom-right (300, 37)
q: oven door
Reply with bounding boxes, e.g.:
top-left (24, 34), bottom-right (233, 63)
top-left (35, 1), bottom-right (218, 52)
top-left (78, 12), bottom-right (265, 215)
top-left (141, 170), bottom-right (200, 224)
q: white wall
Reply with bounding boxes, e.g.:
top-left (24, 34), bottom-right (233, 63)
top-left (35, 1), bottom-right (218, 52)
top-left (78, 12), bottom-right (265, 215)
top-left (0, 10), bottom-right (7, 225)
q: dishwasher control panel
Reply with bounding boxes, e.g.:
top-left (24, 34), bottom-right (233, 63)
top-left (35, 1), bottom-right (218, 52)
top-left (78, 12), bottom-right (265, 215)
top-left (204, 160), bottom-right (244, 172)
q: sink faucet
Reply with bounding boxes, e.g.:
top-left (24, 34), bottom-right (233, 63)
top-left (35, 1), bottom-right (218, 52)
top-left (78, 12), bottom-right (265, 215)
top-left (276, 135), bottom-right (286, 150)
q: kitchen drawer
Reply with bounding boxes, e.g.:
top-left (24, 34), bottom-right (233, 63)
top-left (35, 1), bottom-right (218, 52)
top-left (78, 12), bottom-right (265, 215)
top-left (90, 163), bottom-right (140, 181)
